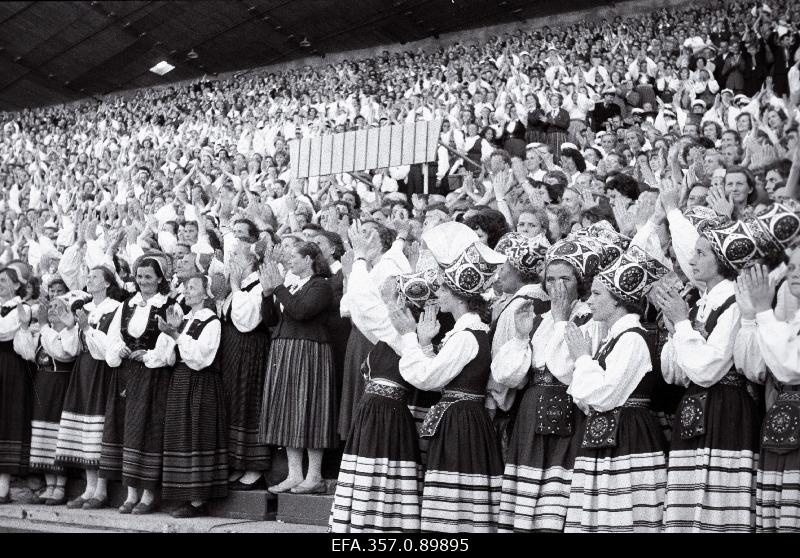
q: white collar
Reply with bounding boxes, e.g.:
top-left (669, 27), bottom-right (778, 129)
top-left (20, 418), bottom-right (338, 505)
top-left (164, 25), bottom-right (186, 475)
top-left (87, 297), bottom-right (119, 313)
top-left (291, 275), bottom-right (312, 291)
top-left (186, 307), bottom-right (216, 322)
top-left (127, 292), bottom-right (168, 308)
top-left (241, 271), bottom-right (260, 288)
top-left (1, 296), bottom-right (22, 308)
top-left (513, 283), bottom-right (548, 300)
top-left (443, 312), bottom-right (489, 345)
top-left (329, 261), bottom-right (342, 275)
top-left (700, 279), bottom-right (735, 309)
top-left (603, 313), bottom-right (642, 342)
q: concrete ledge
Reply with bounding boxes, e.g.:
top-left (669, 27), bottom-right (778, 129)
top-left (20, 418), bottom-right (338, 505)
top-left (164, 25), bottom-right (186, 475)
top-left (276, 494), bottom-right (334, 527)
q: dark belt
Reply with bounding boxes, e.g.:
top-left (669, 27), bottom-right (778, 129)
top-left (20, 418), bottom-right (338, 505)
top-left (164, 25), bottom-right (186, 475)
top-left (365, 380), bottom-right (408, 402)
top-left (778, 391), bottom-right (800, 402)
top-left (717, 371), bottom-right (745, 387)
top-left (529, 367), bottom-right (563, 387)
top-left (621, 397), bottom-right (650, 409)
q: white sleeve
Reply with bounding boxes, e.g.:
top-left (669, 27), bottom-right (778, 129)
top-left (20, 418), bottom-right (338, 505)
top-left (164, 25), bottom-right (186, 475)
top-left (0, 306), bottom-right (22, 341)
top-left (176, 320), bottom-right (221, 371)
top-left (666, 208), bottom-right (698, 285)
top-left (398, 330), bottom-right (479, 392)
top-left (141, 332), bottom-right (177, 369)
top-left (84, 327), bottom-right (110, 361)
top-left (58, 243), bottom-right (85, 291)
top-left (39, 325), bottom-right (81, 361)
top-left (671, 305), bottom-right (741, 387)
top-left (347, 260), bottom-right (401, 351)
top-left (544, 320), bottom-right (603, 385)
top-left (630, 220), bottom-right (672, 269)
top-left (105, 305), bottom-right (125, 368)
top-left (755, 310), bottom-right (800, 384)
top-left (660, 336), bottom-right (691, 387)
top-left (490, 337), bottom-right (531, 389)
top-left (13, 327), bottom-right (37, 361)
top-left (567, 332), bottom-right (653, 412)
top-left (733, 319), bottom-right (767, 384)
top-left (230, 285), bottom-right (263, 332)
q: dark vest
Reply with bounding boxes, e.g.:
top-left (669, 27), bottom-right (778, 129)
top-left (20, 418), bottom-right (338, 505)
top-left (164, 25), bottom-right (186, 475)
top-left (362, 341), bottom-right (410, 390)
top-left (443, 328), bottom-right (492, 395)
top-left (594, 326), bottom-right (656, 400)
top-left (688, 294), bottom-right (736, 340)
top-left (35, 343), bottom-right (74, 373)
top-left (176, 314), bottom-right (219, 367)
top-left (80, 308), bottom-right (117, 353)
top-left (120, 300), bottom-right (167, 352)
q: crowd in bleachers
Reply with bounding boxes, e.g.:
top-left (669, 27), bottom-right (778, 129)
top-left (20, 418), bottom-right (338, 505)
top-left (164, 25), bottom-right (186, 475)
top-left (0, 0), bottom-right (800, 532)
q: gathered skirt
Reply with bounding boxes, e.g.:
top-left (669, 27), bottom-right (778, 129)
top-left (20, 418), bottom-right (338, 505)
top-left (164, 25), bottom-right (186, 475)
top-left (29, 370), bottom-right (71, 474)
top-left (564, 407), bottom-right (668, 533)
top-left (499, 385), bottom-right (586, 532)
top-left (259, 338), bottom-right (337, 449)
top-left (420, 400), bottom-right (503, 533)
top-left (337, 328), bottom-right (375, 441)
top-left (162, 363), bottom-right (229, 502)
top-left (662, 382), bottom-right (760, 533)
top-left (55, 352), bottom-right (109, 467)
top-left (220, 324), bottom-right (270, 471)
top-left (330, 389), bottom-right (424, 533)
top-left (98, 364), bottom-right (131, 480)
top-left (0, 346), bottom-right (33, 475)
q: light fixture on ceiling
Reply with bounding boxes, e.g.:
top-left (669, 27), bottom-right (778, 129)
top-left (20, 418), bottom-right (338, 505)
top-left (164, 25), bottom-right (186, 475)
top-left (299, 36), bottom-right (310, 47)
top-left (187, 49), bottom-right (199, 59)
top-left (150, 60), bottom-right (175, 76)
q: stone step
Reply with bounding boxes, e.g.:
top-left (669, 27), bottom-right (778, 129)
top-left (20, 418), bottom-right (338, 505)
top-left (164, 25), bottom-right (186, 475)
top-left (276, 492), bottom-right (335, 527)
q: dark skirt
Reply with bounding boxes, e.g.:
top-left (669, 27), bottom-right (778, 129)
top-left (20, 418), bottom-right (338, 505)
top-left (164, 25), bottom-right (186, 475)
top-left (55, 352), bottom-right (109, 468)
top-left (220, 324), bottom-right (270, 471)
top-left (564, 406), bottom-right (667, 532)
top-left (30, 370), bottom-right (71, 474)
top-left (337, 328), bottom-right (375, 441)
top-left (330, 386), bottom-right (424, 533)
top-left (421, 400), bottom-right (503, 533)
top-left (98, 364), bottom-right (131, 480)
top-left (546, 129), bottom-right (569, 157)
top-left (525, 127), bottom-right (547, 146)
top-left (162, 363), bottom-right (229, 502)
top-left (0, 345), bottom-right (32, 475)
top-left (663, 381), bottom-right (760, 533)
top-left (259, 338), bottom-right (337, 449)
top-left (499, 385), bottom-right (586, 532)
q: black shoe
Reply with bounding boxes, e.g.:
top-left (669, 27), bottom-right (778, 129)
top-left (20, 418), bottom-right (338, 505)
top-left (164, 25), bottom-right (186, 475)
top-left (45, 494), bottom-right (68, 506)
top-left (171, 502), bottom-right (208, 518)
top-left (0, 494), bottom-right (11, 505)
top-left (83, 497), bottom-right (109, 510)
top-left (131, 501), bottom-right (156, 515)
top-left (229, 476), bottom-right (265, 491)
top-left (66, 496), bottom-right (88, 509)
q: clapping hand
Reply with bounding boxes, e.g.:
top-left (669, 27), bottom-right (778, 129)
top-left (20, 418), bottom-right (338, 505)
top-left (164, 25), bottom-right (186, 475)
top-left (706, 183), bottom-right (734, 218)
top-left (550, 279), bottom-right (575, 322)
top-left (651, 284), bottom-right (690, 326)
top-left (564, 322), bottom-right (592, 359)
top-left (75, 309), bottom-right (89, 331)
top-left (513, 300), bottom-right (536, 340)
top-left (388, 302), bottom-right (418, 336)
top-left (416, 304), bottom-right (441, 346)
top-left (55, 301), bottom-right (76, 328)
top-left (258, 259), bottom-right (285, 295)
top-left (17, 302), bottom-right (31, 330)
top-left (736, 264), bottom-right (775, 318)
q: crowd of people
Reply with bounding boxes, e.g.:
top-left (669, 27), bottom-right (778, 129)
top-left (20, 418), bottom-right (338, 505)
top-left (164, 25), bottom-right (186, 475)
top-left (1, 0), bottom-right (800, 532)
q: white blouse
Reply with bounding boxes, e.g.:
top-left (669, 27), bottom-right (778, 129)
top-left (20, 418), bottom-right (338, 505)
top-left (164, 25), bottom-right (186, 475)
top-left (399, 312), bottom-right (489, 392)
top-left (148, 308), bottom-right (220, 372)
top-left (221, 271), bottom-right (263, 333)
top-left (660, 280), bottom-right (740, 388)
top-left (492, 300), bottom-right (592, 391)
top-left (105, 292), bottom-right (173, 369)
top-left (568, 313), bottom-right (653, 413)
top-left (82, 297), bottom-right (122, 361)
top-left (741, 309), bottom-right (800, 385)
top-left (0, 296), bottom-right (24, 342)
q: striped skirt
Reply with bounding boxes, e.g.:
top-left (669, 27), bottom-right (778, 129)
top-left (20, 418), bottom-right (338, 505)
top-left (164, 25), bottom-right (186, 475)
top-left (259, 338), bottom-right (337, 449)
top-left (220, 324), bottom-right (270, 471)
top-left (546, 129), bottom-right (569, 157)
top-left (757, 448), bottom-right (800, 532)
top-left (337, 328), bottom-right (375, 441)
top-left (407, 388), bottom-right (440, 469)
top-left (162, 364), bottom-right (229, 502)
top-left (0, 346), bottom-right (32, 475)
top-left (564, 407), bottom-right (668, 533)
top-left (330, 386), bottom-right (424, 533)
top-left (29, 370), bottom-right (71, 474)
top-left (121, 362), bottom-right (171, 490)
top-left (98, 365), bottom-right (131, 480)
top-left (55, 352), bottom-right (109, 468)
top-left (663, 382), bottom-right (759, 533)
top-left (420, 400), bottom-right (503, 533)
top-left (499, 385), bottom-right (586, 532)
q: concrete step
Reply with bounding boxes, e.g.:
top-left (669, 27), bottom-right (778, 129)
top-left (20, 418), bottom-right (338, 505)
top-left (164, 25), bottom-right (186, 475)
top-left (0, 502), bottom-right (327, 533)
top-left (276, 492), bottom-right (335, 527)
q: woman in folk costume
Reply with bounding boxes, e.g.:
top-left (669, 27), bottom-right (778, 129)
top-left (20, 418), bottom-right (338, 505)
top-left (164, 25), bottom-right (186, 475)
top-left (655, 218), bottom-right (763, 532)
top-left (55, 267), bottom-right (121, 510)
top-left (330, 269), bottom-right (439, 533)
top-left (731, 205), bottom-right (800, 532)
top-left (258, 241), bottom-right (337, 495)
top-left (542, 92), bottom-right (571, 157)
top-left (102, 256), bottom-right (174, 514)
top-left (487, 232), bottom-right (551, 459)
top-left (17, 294), bottom-right (83, 505)
top-left (559, 246), bottom-right (670, 532)
top-left (492, 237), bottom-right (599, 532)
top-left (159, 274), bottom-right (228, 518)
top-left (388, 221), bottom-right (505, 533)
top-left (0, 265), bottom-right (35, 504)
top-left (220, 242), bottom-right (270, 490)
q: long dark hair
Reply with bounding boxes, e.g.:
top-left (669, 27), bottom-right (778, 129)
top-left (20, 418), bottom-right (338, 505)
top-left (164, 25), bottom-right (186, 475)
top-left (134, 257), bottom-right (170, 295)
top-left (295, 241), bottom-right (332, 278)
top-left (0, 267), bottom-right (27, 298)
top-left (445, 284), bottom-right (492, 324)
top-left (90, 266), bottom-right (125, 301)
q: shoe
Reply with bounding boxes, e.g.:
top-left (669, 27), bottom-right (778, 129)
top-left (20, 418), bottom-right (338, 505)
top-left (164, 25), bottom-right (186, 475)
top-left (67, 497), bottom-right (88, 509)
top-left (45, 495), bottom-right (68, 506)
top-left (289, 481), bottom-right (327, 495)
top-left (83, 498), bottom-right (108, 510)
top-left (28, 493), bottom-right (45, 505)
top-left (171, 502), bottom-right (208, 519)
top-left (267, 479), bottom-right (301, 494)
top-left (0, 494), bottom-right (11, 505)
top-left (118, 501), bottom-right (136, 514)
top-left (131, 501), bottom-right (156, 515)
top-left (230, 476), bottom-right (266, 491)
